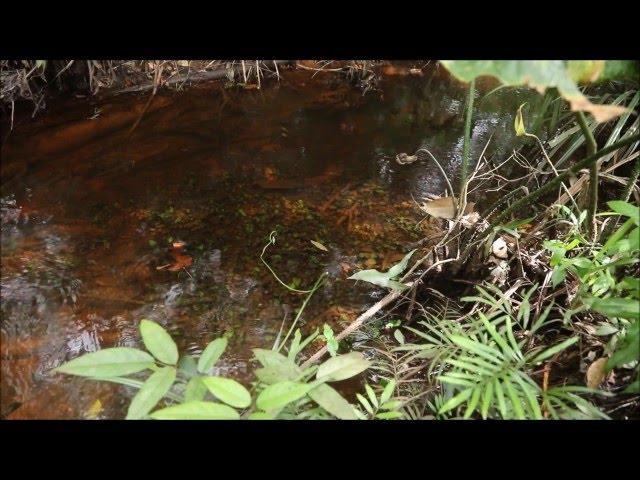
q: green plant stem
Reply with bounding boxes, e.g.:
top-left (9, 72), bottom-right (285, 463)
top-left (276, 273), bottom-right (326, 353)
top-left (575, 111), bottom-right (599, 240)
top-left (489, 133), bottom-right (640, 229)
top-left (460, 78), bottom-right (476, 207)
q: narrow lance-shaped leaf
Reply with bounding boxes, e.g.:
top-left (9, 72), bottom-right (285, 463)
top-left (126, 366), bottom-right (177, 420)
top-left (54, 348), bottom-right (155, 378)
top-left (197, 337), bottom-right (228, 373)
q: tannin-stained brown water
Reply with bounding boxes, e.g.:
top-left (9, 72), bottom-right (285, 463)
top-left (1, 66), bottom-right (539, 418)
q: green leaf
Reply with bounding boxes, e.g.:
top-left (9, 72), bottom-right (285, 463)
top-left (197, 337), bottom-right (228, 373)
top-left (150, 401), bottom-right (239, 420)
top-left (323, 323), bottom-right (339, 357)
top-left (380, 379), bottom-right (396, 405)
top-left (381, 400), bottom-right (403, 411)
top-left (387, 249), bottom-right (417, 278)
top-left (347, 249), bottom-right (415, 291)
top-left (308, 383), bottom-right (358, 419)
top-left (140, 319), bottom-right (178, 365)
top-left (126, 366), bottom-right (176, 420)
top-left (253, 349), bottom-right (302, 384)
top-left (54, 347), bottom-right (155, 378)
top-left (438, 388), bottom-right (473, 414)
top-left (365, 384), bottom-right (379, 409)
top-left (316, 352), bottom-right (371, 382)
top-left (585, 297), bottom-right (640, 320)
top-left (530, 337), bottom-right (578, 364)
top-left (607, 320), bottom-right (639, 370)
top-left (623, 378), bottom-right (640, 394)
top-left (394, 329), bottom-right (405, 345)
top-left (201, 376), bottom-right (251, 408)
top-left (256, 381), bottom-right (316, 411)
top-left (439, 60), bottom-right (626, 123)
top-left (184, 376), bottom-right (208, 402)
top-left (356, 393), bottom-right (374, 415)
top-left (607, 201), bottom-right (640, 225)
top-left (178, 355), bottom-right (198, 376)
top-left (375, 410), bottom-right (403, 420)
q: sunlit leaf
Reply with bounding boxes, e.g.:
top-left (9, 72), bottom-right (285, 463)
top-left (316, 352), bottom-right (371, 382)
top-left (197, 337), bottom-right (228, 373)
top-left (54, 347), bottom-right (155, 378)
top-left (308, 383), bottom-right (358, 419)
top-left (140, 319), bottom-right (178, 365)
top-left (150, 401), bottom-right (239, 420)
top-left (440, 60), bottom-right (627, 122)
top-left (184, 376), bottom-right (208, 402)
top-left (256, 381), bottom-right (316, 411)
top-left (201, 376), bottom-right (252, 409)
top-left (126, 366), bottom-right (176, 420)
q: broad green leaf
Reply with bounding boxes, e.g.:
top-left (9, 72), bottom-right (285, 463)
top-left (381, 400), bottom-right (403, 411)
top-left (150, 401), bottom-right (239, 420)
top-left (256, 381), bottom-right (316, 411)
top-left (197, 337), bottom-right (228, 373)
top-left (316, 352), bottom-right (371, 382)
top-left (126, 366), bottom-right (176, 420)
top-left (201, 376), bottom-right (251, 409)
top-left (54, 347), bottom-right (155, 378)
top-left (566, 60), bottom-right (605, 83)
top-left (394, 329), bottom-right (405, 345)
top-left (253, 349), bottom-right (302, 384)
top-left (623, 378), bottom-right (640, 394)
top-left (607, 201), bottom-right (640, 225)
top-left (184, 376), bottom-right (208, 402)
top-left (308, 383), bottom-right (358, 420)
top-left (310, 240), bottom-right (329, 251)
top-left (140, 319), bottom-right (178, 365)
top-left (440, 60), bottom-right (627, 122)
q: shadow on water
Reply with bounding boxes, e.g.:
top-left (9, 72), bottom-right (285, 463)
top-left (0, 65), bottom-right (540, 418)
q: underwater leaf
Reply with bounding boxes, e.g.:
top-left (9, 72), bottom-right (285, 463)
top-left (54, 347), bottom-right (155, 378)
top-left (316, 352), bottom-right (371, 382)
top-left (256, 381), bottom-right (316, 411)
top-left (197, 337), bottom-right (228, 373)
top-left (150, 401), bottom-right (239, 420)
top-left (308, 383), bottom-right (358, 419)
top-left (140, 319), bottom-right (179, 365)
top-left (126, 366), bottom-right (176, 420)
top-left (201, 376), bottom-right (252, 409)
top-left (310, 240), bottom-right (329, 251)
top-left (440, 60), bottom-right (627, 122)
